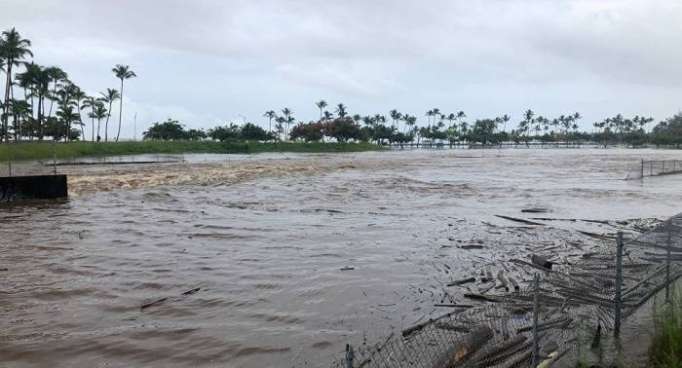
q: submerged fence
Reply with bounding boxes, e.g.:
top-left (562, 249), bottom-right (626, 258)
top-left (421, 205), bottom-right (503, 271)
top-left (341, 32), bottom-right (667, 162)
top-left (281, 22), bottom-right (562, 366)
top-left (331, 215), bottom-right (682, 368)
top-left (639, 159), bottom-right (682, 178)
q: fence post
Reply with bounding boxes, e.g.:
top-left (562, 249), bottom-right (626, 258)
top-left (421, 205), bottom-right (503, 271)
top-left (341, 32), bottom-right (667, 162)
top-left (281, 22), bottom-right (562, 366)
top-left (52, 141), bottom-right (57, 175)
top-left (344, 344), bottom-right (354, 368)
top-left (614, 232), bottom-right (624, 337)
top-left (532, 273), bottom-right (540, 367)
top-left (666, 221), bottom-right (672, 304)
top-left (641, 159), bottom-right (644, 179)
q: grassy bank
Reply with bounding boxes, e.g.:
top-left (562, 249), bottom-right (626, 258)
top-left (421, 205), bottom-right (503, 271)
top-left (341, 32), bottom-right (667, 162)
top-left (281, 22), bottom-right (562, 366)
top-left (0, 141), bottom-right (383, 161)
top-left (649, 288), bottom-right (682, 367)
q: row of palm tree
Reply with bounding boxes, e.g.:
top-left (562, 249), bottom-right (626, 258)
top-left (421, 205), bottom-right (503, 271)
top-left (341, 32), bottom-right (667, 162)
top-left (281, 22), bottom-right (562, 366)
top-left (260, 102), bottom-right (666, 147)
top-left (0, 27), bottom-right (136, 142)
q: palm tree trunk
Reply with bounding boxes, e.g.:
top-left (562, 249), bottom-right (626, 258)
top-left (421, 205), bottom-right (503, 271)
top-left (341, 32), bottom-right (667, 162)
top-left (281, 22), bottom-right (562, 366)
top-left (91, 117), bottom-right (95, 142)
top-left (2, 60), bottom-right (12, 143)
top-left (10, 87), bottom-right (18, 142)
top-left (104, 102), bottom-right (113, 142)
top-left (47, 84), bottom-right (57, 118)
top-left (38, 94), bottom-right (44, 140)
top-left (116, 79), bottom-right (123, 142)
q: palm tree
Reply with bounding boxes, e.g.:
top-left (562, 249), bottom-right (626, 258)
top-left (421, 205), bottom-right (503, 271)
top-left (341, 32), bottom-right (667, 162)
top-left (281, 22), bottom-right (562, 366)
top-left (446, 113), bottom-right (456, 126)
top-left (71, 88), bottom-right (86, 140)
top-left (405, 115), bottom-right (417, 135)
top-left (315, 100), bottom-right (327, 120)
top-left (335, 103), bottom-right (347, 118)
top-left (81, 96), bottom-right (98, 141)
top-left (9, 99), bottom-right (31, 140)
top-left (426, 109), bottom-right (434, 125)
top-left (389, 109), bottom-right (403, 131)
top-left (432, 108), bottom-right (441, 125)
top-left (499, 114), bottom-right (509, 134)
top-left (44, 66), bottom-right (67, 119)
top-left (374, 114), bottom-right (386, 125)
top-left (0, 28), bottom-right (33, 142)
top-left (263, 110), bottom-right (276, 134)
top-left (92, 102), bottom-right (107, 141)
top-left (281, 108), bottom-right (293, 139)
top-left (274, 116), bottom-right (285, 139)
top-left (99, 88), bottom-right (120, 142)
top-left (16, 62), bottom-right (38, 106)
top-left (112, 64), bottom-right (136, 142)
top-left (25, 65), bottom-right (51, 140)
top-left (55, 104), bottom-right (80, 142)
top-left (0, 59), bottom-right (6, 135)
top-left (534, 116), bottom-right (546, 137)
top-left (54, 83), bottom-right (82, 141)
top-left (14, 62), bottom-right (33, 105)
top-left (520, 109), bottom-right (535, 141)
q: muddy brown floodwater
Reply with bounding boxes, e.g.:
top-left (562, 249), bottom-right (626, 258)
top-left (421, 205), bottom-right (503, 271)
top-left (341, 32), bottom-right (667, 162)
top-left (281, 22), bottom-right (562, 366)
top-left (2, 149), bottom-right (682, 368)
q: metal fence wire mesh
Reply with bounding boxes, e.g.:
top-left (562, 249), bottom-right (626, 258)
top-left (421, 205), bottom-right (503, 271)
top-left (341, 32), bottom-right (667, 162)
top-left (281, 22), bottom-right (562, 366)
top-left (331, 214), bottom-right (682, 368)
top-left (639, 159), bottom-right (682, 178)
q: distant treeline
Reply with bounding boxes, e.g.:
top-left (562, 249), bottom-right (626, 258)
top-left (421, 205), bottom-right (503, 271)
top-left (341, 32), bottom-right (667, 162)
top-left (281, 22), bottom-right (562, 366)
top-left (145, 107), bottom-right (682, 148)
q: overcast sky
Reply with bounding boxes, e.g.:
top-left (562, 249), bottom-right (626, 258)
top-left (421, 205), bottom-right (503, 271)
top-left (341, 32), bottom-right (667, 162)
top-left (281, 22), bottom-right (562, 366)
top-left (2, 0), bottom-right (681, 138)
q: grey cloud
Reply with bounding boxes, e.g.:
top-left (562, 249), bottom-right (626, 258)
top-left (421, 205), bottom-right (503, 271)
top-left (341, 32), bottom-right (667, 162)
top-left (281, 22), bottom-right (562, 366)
top-left (1, 0), bottom-right (681, 138)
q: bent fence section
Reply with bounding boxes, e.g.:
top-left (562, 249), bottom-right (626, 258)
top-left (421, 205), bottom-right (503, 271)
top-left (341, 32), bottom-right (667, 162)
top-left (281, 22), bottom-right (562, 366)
top-left (331, 215), bottom-right (682, 368)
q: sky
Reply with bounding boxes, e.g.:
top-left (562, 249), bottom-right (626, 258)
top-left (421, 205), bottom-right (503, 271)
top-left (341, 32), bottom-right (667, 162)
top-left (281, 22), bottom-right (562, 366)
top-left (2, 0), bottom-right (682, 138)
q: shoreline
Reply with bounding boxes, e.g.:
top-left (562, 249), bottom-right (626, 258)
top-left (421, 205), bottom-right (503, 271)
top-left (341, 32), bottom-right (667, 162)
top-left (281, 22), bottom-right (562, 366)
top-left (0, 141), bottom-right (383, 162)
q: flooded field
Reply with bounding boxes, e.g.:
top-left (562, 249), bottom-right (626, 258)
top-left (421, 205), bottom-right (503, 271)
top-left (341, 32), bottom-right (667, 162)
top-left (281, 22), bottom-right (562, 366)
top-left (2, 148), bottom-right (682, 367)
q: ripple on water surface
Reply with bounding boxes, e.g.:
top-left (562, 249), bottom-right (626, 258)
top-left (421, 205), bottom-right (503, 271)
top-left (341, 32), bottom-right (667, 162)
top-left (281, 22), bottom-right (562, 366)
top-left (2, 149), bottom-right (682, 367)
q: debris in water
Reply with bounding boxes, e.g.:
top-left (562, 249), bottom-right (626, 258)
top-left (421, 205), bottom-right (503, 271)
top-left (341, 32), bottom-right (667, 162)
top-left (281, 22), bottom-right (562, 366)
top-left (463, 293), bottom-right (499, 302)
top-left (433, 326), bottom-right (493, 367)
top-left (433, 303), bottom-right (474, 308)
top-left (495, 215), bottom-right (545, 226)
top-left (141, 287), bottom-right (202, 310)
top-left (460, 244), bottom-right (484, 250)
top-left (141, 297), bottom-right (169, 310)
top-left (447, 277), bottom-right (476, 287)
top-left (181, 287), bottom-right (201, 295)
top-left (340, 266), bottom-right (355, 271)
top-left (578, 230), bottom-right (609, 239)
top-left (521, 208), bottom-right (549, 213)
top-left (531, 254), bottom-right (553, 270)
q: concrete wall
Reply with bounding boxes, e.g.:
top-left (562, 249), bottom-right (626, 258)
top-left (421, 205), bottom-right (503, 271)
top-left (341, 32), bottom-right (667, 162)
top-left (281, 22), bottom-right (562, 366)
top-left (0, 175), bottom-right (68, 201)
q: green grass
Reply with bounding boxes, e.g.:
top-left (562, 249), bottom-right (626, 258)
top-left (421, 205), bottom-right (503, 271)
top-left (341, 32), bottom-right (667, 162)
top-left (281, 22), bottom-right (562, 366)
top-left (0, 141), bottom-right (383, 161)
top-left (649, 289), bottom-right (682, 368)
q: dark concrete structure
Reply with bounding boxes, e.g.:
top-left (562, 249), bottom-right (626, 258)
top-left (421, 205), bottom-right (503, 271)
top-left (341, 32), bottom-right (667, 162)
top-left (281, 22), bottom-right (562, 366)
top-left (0, 175), bottom-right (68, 201)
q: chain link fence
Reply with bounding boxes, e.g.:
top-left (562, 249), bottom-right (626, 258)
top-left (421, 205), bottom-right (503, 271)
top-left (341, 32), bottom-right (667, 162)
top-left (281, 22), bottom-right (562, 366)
top-left (331, 215), bottom-right (682, 368)
top-left (638, 159), bottom-right (682, 178)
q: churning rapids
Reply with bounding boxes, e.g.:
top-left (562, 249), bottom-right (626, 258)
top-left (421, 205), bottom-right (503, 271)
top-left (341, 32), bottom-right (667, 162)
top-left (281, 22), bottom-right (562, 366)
top-left (2, 149), bottom-right (682, 367)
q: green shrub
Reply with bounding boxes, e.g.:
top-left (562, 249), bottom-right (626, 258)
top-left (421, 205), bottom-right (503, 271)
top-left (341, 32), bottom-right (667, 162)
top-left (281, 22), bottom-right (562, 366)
top-left (649, 288), bottom-right (682, 367)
